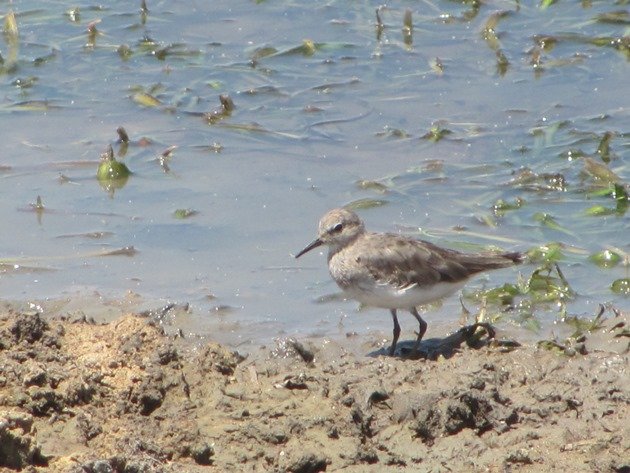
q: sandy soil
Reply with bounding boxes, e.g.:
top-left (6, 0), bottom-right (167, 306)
top-left (0, 304), bottom-right (628, 472)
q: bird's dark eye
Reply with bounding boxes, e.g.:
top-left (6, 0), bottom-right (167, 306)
top-left (331, 223), bottom-right (343, 233)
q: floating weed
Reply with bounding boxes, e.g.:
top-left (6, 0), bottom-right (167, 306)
top-left (481, 10), bottom-right (510, 52)
top-left (310, 77), bottom-right (361, 92)
top-left (66, 7), bottom-right (80, 23)
top-left (356, 179), bottom-right (389, 193)
top-left (611, 278), bottom-right (630, 295)
top-left (99, 246), bottom-right (137, 257)
top-left (539, 0), bottom-right (558, 9)
top-left (527, 242), bottom-right (564, 264)
top-left (30, 195), bottom-right (45, 212)
top-left (117, 44), bottom-right (133, 60)
top-left (85, 19), bottom-right (101, 50)
top-left (588, 249), bottom-right (621, 268)
top-left (536, 305), bottom-right (626, 357)
top-left (117, 127), bottom-right (130, 144)
top-left (429, 57), bottom-right (445, 75)
top-left (533, 35), bottom-right (558, 52)
top-left (131, 91), bottom-right (161, 108)
top-left (552, 33), bottom-right (630, 59)
top-left (421, 122), bottom-right (452, 142)
top-left (508, 168), bottom-right (567, 192)
top-left (345, 198), bottom-right (389, 210)
top-left (594, 10), bottom-right (630, 25)
top-left (56, 231), bottom-right (114, 240)
top-left (155, 145), bottom-right (177, 173)
top-left (462, 261), bottom-right (577, 332)
top-left (559, 148), bottom-right (587, 161)
top-left (12, 77), bottom-right (38, 90)
top-left (584, 188), bottom-right (628, 216)
top-left (495, 50), bottom-right (509, 76)
top-left (3, 100), bottom-right (61, 112)
top-left (564, 312), bottom-right (606, 338)
top-left (0, 263), bottom-right (55, 275)
top-left (582, 157), bottom-right (622, 185)
top-left (205, 94), bottom-right (234, 124)
top-left (584, 205), bottom-right (616, 217)
top-left (596, 131), bottom-right (615, 163)
top-left (375, 126), bottom-right (410, 139)
top-left (465, 283), bottom-right (521, 306)
top-left (249, 46), bottom-right (278, 62)
top-left (173, 209), bottom-right (198, 219)
top-left (524, 264), bottom-right (574, 303)
top-left (278, 39), bottom-right (317, 57)
top-left (33, 50), bottom-right (58, 67)
top-left (3, 10), bottom-right (19, 38)
top-left (530, 119), bottom-right (571, 147)
top-left (151, 43), bottom-right (202, 61)
top-left (402, 9), bottom-right (413, 48)
top-left (194, 142), bottom-right (224, 153)
top-left (533, 212), bottom-right (573, 236)
top-left (537, 338), bottom-right (586, 356)
top-left (492, 197), bottom-right (525, 217)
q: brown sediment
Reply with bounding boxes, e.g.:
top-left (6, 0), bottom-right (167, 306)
top-left (0, 306), bottom-right (627, 472)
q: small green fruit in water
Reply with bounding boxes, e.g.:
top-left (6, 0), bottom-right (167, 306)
top-left (97, 144), bottom-right (131, 181)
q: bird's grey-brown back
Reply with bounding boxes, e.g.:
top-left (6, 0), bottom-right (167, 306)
top-left (332, 232), bottom-right (521, 291)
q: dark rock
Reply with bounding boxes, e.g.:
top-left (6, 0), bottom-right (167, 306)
top-left (355, 446), bottom-right (378, 464)
top-left (350, 406), bottom-right (374, 439)
top-left (193, 344), bottom-right (243, 376)
top-left (76, 412), bottom-right (103, 441)
top-left (288, 452), bottom-right (328, 473)
top-left (367, 389), bottom-right (389, 407)
top-left (9, 312), bottom-right (48, 344)
top-left (288, 339), bottom-right (315, 364)
top-left (65, 373), bottom-right (101, 406)
top-left (138, 387), bottom-right (164, 416)
top-left (25, 388), bottom-right (65, 416)
top-left (412, 405), bottom-right (442, 445)
top-left (23, 367), bottom-right (47, 387)
top-left (0, 421), bottom-right (48, 469)
top-left (190, 442), bottom-right (214, 465)
top-left (444, 392), bottom-right (493, 435)
top-left (155, 345), bottom-right (178, 365)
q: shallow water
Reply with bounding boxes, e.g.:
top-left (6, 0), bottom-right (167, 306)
top-left (1, 1), bottom-right (628, 349)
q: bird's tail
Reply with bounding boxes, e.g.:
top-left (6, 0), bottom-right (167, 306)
top-left (460, 251), bottom-right (524, 273)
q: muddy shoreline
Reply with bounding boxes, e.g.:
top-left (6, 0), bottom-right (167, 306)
top-left (1, 306), bottom-right (628, 472)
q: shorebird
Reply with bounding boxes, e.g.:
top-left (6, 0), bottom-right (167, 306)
top-left (295, 207), bottom-right (523, 356)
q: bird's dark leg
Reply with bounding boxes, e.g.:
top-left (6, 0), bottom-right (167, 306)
top-left (410, 307), bottom-right (427, 353)
top-left (389, 309), bottom-right (401, 356)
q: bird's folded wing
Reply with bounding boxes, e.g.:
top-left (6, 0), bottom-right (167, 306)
top-left (354, 233), bottom-right (471, 289)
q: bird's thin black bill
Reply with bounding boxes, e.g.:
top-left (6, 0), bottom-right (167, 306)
top-left (295, 238), bottom-right (323, 258)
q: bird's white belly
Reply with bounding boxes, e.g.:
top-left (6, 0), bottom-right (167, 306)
top-left (342, 281), bottom-right (465, 310)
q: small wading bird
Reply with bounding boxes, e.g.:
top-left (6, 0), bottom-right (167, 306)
top-left (295, 208), bottom-right (523, 356)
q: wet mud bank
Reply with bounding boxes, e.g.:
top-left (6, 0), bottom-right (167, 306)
top-left (0, 308), bottom-right (628, 472)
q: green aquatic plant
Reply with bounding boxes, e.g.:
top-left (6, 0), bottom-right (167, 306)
top-left (97, 145), bottom-right (131, 196)
top-left (610, 278), bottom-right (629, 295)
top-left (421, 123), bottom-right (452, 142)
top-left (527, 243), bottom-right (564, 264)
top-left (589, 249), bottom-right (621, 268)
top-left (97, 145), bottom-right (131, 181)
top-left (402, 9), bottom-right (413, 48)
top-left (173, 209), bottom-right (198, 219)
top-left (345, 198), bottom-right (389, 210)
top-left (492, 198), bottom-right (525, 217)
